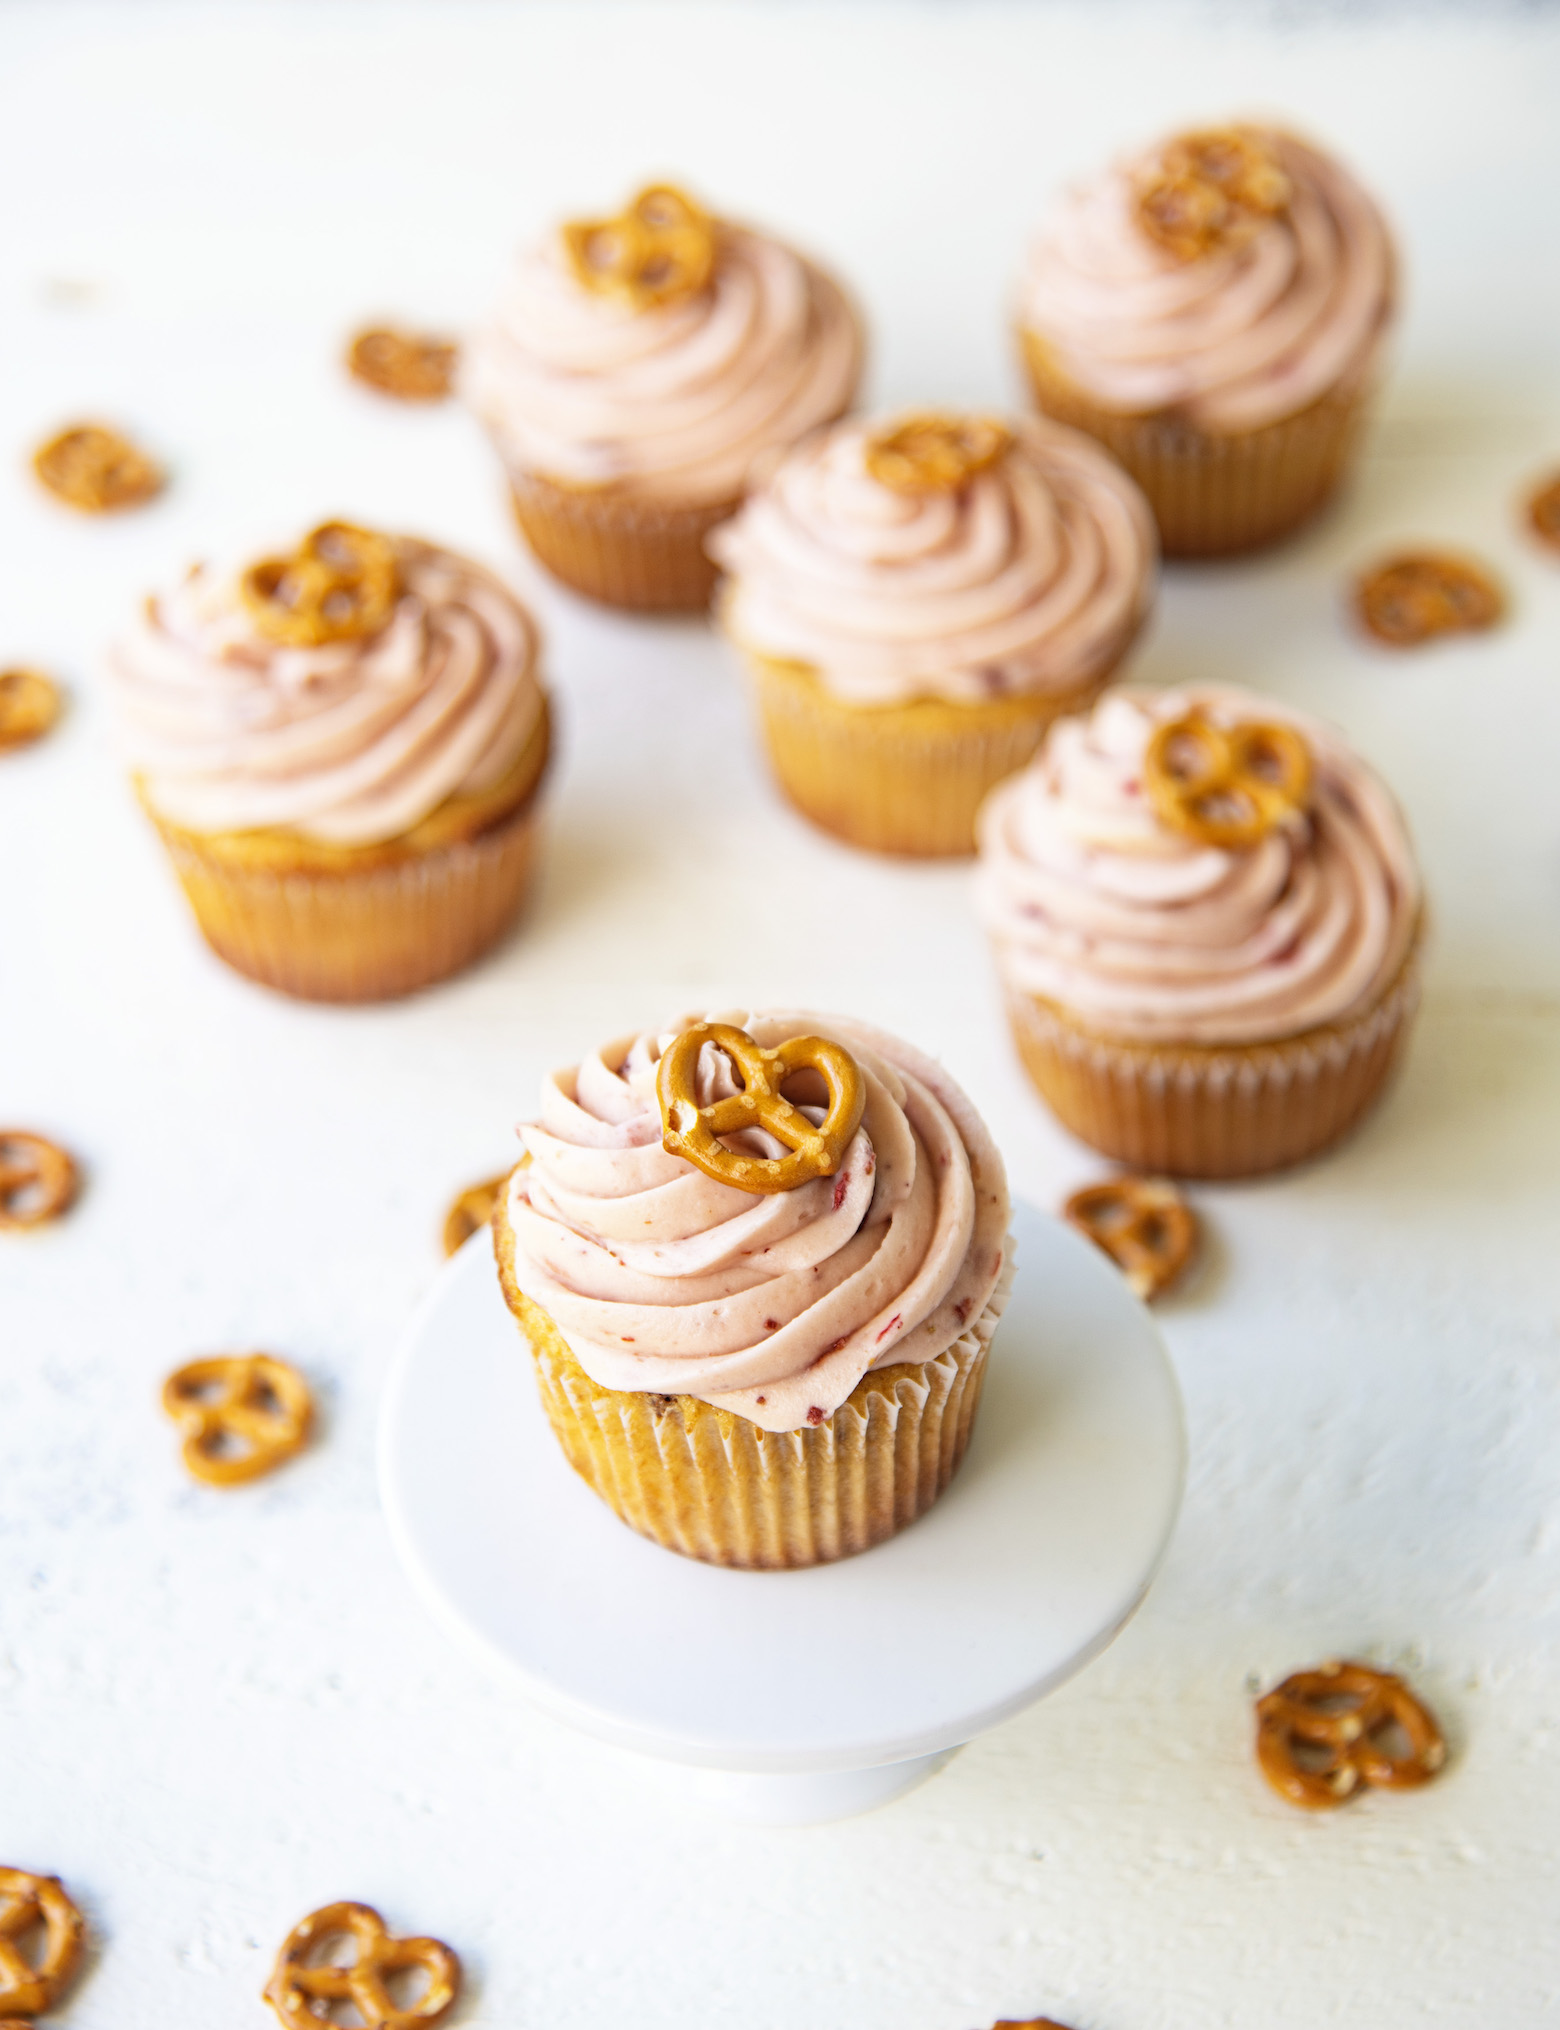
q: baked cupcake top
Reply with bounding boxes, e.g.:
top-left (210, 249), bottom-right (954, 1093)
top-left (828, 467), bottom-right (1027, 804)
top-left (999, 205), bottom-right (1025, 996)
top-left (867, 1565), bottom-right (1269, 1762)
top-left (976, 685), bottom-right (1420, 1045)
top-left (708, 411), bottom-right (1156, 707)
top-left (1019, 125), bottom-right (1395, 432)
top-left (499, 1010), bottom-right (1011, 1433)
top-left (109, 525), bottom-right (546, 846)
top-left (463, 183), bottom-right (862, 507)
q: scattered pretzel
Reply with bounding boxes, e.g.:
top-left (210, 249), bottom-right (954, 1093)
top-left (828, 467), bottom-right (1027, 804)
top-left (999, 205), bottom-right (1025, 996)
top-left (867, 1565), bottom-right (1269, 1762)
top-left (563, 184), bottom-right (716, 310)
top-left (1525, 473), bottom-right (1560, 556)
top-left (1137, 128), bottom-right (1290, 261)
top-left (657, 1022), bottom-right (865, 1196)
top-left (0, 1869), bottom-right (85, 2018)
top-left (865, 413), bottom-right (1013, 494)
top-left (992, 2020), bottom-right (1075, 2030)
top-left (1256, 1659), bottom-right (1446, 1810)
top-left (347, 326), bottom-right (459, 402)
top-left (0, 669), bottom-right (62, 752)
top-left (0, 1133), bottom-right (78, 1230)
top-left (1063, 1177), bottom-right (1197, 1301)
top-left (32, 423), bottom-right (163, 512)
top-left (162, 1354), bottom-right (313, 1487)
top-left (265, 1901), bottom-right (461, 2030)
top-left (1144, 710), bottom-right (1312, 850)
top-left (442, 1170), bottom-right (512, 1257)
top-left (241, 522), bottom-right (400, 649)
top-left (1353, 552), bottom-right (1504, 647)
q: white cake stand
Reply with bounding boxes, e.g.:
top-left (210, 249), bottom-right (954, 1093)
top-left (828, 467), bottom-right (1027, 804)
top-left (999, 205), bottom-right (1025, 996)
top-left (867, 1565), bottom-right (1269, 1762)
top-left (379, 1199), bottom-right (1185, 1824)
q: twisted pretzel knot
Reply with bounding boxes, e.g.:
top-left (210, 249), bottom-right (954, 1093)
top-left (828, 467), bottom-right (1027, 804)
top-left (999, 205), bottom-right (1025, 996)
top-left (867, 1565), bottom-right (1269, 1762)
top-left (264, 1902), bottom-right (461, 2030)
top-left (993, 2020), bottom-right (1075, 2029)
top-left (442, 1169), bottom-right (513, 1257)
top-left (864, 413), bottom-right (1013, 494)
top-left (0, 1132), bottom-right (78, 1230)
top-left (0, 1869), bottom-right (85, 2017)
top-left (1144, 710), bottom-right (1312, 850)
top-left (1063, 1177), bottom-right (1196, 1301)
top-left (32, 423), bottom-right (163, 513)
top-left (656, 1022), bottom-right (866, 1196)
top-left (1136, 128), bottom-right (1291, 262)
top-left (1256, 1659), bottom-right (1445, 1810)
top-left (162, 1354), bottom-right (313, 1486)
top-left (348, 327), bottom-right (459, 402)
top-left (1354, 552), bottom-right (1505, 647)
top-left (564, 184), bottom-right (716, 310)
top-left (0, 669), bottom-right (62, 752)
top-left (241, 522), bottom-right (400, 649)
top-left (1528, 473), bottom-right (1560, 555)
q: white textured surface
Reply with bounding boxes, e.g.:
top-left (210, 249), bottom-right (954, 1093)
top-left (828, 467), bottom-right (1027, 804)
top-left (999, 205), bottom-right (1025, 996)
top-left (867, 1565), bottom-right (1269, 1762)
top-left (2, 5), bottom-right (1559, 2027)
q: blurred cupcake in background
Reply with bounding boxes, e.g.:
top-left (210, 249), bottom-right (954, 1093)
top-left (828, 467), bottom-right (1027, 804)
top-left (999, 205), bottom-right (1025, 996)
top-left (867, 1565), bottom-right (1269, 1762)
top-left (464, 183), bottom-right (863, 611)
top-left (710, 409), bottom-right (1156, 857)
top-left (1017, 123), bottom-right (1397, 556)
top-left (109, 523), bottom-right (551, 1002)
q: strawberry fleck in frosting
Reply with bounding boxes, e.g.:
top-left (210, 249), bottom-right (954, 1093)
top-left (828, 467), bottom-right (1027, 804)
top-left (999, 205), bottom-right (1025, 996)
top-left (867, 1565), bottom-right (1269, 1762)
top-left (1020, 126), bottom-right (1395, 433)
top-left (709, 413), bottom-right (1156, 707)
top-left (502, 1012), bottom-right (1012, 1433)
top-left (109, 537), bottom-right (545, 846)
top-left (976, 687), bottom-right (1421, 1045)
top-left (463, 216), bottom-right (862, 506)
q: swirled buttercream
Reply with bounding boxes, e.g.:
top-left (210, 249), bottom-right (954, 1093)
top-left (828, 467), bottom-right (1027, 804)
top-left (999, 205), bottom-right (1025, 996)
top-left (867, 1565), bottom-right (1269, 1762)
top-left (1020, 127), bottom-right (1396, 433)
top-left (709, 414), bottom-right (1156, 707)
top-left (977, 686), bottom-right (1420, 1045)
top-left (502, 1011), bottom-right (1011, 1433)
top-left (463, 216), bottom-right (862, 505)
top-left (109, 537), bottom-right (546, 846)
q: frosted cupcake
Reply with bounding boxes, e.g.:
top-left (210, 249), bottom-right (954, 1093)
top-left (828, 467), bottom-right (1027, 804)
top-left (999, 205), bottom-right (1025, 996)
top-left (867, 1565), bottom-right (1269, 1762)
top-left (710, 410), bottom-right (1156, 857)
top-left (110, 523), bottom-right (550, 1002)
top-left (977, 686), bottom-right (1422, 1177)
top-left (493, 1010), bottom-right (1012, 1568)
top-left (1017, 125), bottom-right (1396, 556)
top-left (464, 183), bottom-right (862, 611)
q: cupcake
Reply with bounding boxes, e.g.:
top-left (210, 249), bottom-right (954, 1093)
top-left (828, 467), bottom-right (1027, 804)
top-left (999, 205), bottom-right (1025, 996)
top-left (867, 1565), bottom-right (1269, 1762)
top-left (492, 1010), bottom-right (1012, 1569)
top-left (463, 183), bottom-right (862, 611)
top-left (710, 410), bottom-right (1156, 857)
top-left (976, 686), bottom-right (1422, 1177)
top-left (109, 523), bottom-right (551, 1003)
top-left (1017, 124), bottom-right (1397, 556)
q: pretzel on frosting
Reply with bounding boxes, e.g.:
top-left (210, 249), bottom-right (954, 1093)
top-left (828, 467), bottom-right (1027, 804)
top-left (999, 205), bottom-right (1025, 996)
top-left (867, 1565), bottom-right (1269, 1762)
top-left (264, 1901), bottom-right (461, 2030)
top-left (0, 1868), bottom-right (85, 2018)
top-left (0, 668), bottom-right (62, 752)
top-left (563, 184), bottom-right (716, 310)
top-left (347, 326), bottom-right (459, 401)
top-left (1136, 128), bottom-right (1291, 261)
top-left (1256, 1659), bottom-right (1446, 1810)
top-left (1144, 710), bottom-right (1311, 850)
top-left (241, 522), bottom-right (400, 648)
top-left (656, 1022), bottom-right (865, 1195)
top-left (33, 422), bottom-right (164, 512)
top-left (0, 1131), bottom-right (78, 1229)
top-left (1353, 551), bottom-right (1504, 647)
top-left (162, 1354), bottom-right (313, 1486)
top-left (1063, 1177), bottom-right (1197, 1301)
top-left (864, 413), bottom-right (1012, 494)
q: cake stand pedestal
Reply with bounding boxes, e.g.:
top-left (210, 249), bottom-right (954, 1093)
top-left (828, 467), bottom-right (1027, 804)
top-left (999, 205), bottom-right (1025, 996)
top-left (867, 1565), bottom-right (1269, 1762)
top-left (379, 1200), bottom-right (1185, 1824)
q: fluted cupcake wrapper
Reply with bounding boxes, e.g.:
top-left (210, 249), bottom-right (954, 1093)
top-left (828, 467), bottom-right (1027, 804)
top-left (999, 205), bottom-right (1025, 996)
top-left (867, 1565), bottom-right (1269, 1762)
top-left (1003, 951), bottom-right (1421, 1179)
top-left (506, 470), bottom-right (736, 612)
top-left (1019, 331), bottom-right (1377, 559)
top-left (507, 1258), bottom-right (1013, 1570)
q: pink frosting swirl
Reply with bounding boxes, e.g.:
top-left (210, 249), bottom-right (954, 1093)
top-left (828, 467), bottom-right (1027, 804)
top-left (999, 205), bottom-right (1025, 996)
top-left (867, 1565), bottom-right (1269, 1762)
top-left (109, 537), bottom-right (546, 846)
top-left (976, 686), bottom-right (1421, 1044)
top-left (1019, 127), bottom-right (1396, 432)
top-left (463, 217), bottom-right (862, 506)
top-left (709, 414), bottom-right (1156, 706)
top-left (503, 1011), bottom-right (1011, 1433)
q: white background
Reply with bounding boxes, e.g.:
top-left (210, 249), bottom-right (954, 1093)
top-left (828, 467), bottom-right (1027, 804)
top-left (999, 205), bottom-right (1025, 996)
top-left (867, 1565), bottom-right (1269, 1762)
top-left (3, 3), bottom-right (1559, 2025)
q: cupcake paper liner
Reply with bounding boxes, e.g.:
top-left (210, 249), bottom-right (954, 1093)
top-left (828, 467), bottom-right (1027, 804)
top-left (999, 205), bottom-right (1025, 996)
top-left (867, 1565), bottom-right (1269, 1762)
top-left (508, 471), bottom-right (736, 612)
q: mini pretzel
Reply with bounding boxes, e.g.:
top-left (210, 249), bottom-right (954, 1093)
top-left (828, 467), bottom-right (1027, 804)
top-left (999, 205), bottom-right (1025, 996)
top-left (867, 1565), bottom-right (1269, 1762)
top-left (162, 1354), bottom-right (313, 1486)
top-left (241, 522), bottom-right (400, 649)
top-left (1526, 474), bottom-right (1560, 555)
top-left (657, 1022), bottom-right (865, 1196)
top-left (0, 1869), bottom-right (85, 2017)
top-left (1144, 710), bottom-right (1311, 850)
top-left (1256, 1659), bottom-right (1445, 1810)
top-left (1353, 552), bottom-right (1504, 647)
top-left (993, 2020), bottom-right (1075, 2029)
top-left (865, 413), bottom-right (1013, 494)
top-left (0, 1132), bottom-right (78, 1230)
top-left (265, 1902), bottom-right (461, 2030)
top-left (1137, 128), bottom-right (1290, 261)
top-left (442, 1170), bottom-right (512, 1257)
top-left (0, 669), bottom-right (62, 752)
top-left (32, 423), bottom-right (163, 512)
top-left (564, 184), bottom-right (716, 310)
top-left (347, 326), bottom-right (459, 401)
top-left (1063, 1177), bottom-right (1196, 1301)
